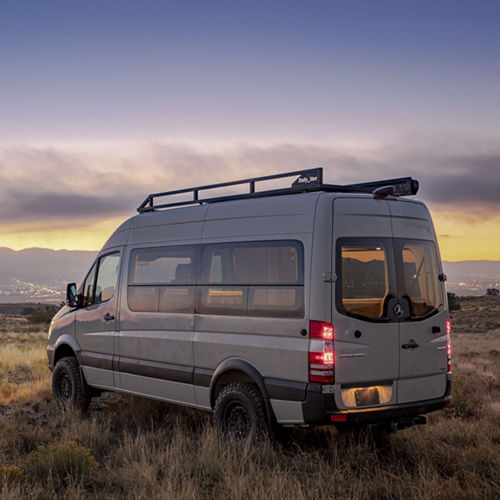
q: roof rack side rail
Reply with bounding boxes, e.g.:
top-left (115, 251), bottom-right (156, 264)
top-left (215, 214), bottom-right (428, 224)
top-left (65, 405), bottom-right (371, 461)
top-left (137, 168), bottom-right (419, 213)
top-left (137, 168), bottom-right (323, 213)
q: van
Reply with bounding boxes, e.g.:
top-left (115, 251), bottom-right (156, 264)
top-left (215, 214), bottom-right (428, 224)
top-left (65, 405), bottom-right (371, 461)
top-left (47, 168), bottom-right (452, 438)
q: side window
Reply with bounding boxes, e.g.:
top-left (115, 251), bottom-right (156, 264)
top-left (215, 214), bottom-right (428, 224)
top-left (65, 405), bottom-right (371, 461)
top-left (94, 253), bottom-right (120, 303)
top-left (198, 241), bottom-right (304, 318)
top-left (337, 239), bottom-right (392, 321)
top-left (128, 246), bottom-right (196, 313)
top-left (81, 262), bottom-right (97, 307)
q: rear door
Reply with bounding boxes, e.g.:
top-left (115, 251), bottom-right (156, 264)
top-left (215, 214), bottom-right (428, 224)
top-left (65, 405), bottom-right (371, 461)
top-left (333, 198), bottom-right (400, 409)
top-left (389, 201), bottom-right (448, 403)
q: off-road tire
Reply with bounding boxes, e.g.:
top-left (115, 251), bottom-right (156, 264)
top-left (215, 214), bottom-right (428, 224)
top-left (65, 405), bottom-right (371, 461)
top-left (52, 356), bottom-right (91, 412)
top-left (214, 383), bottom-right (268, 441)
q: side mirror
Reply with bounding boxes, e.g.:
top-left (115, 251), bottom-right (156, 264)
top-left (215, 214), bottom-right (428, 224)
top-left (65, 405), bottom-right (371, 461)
top-left (66, 283), bottom-right (79, 308)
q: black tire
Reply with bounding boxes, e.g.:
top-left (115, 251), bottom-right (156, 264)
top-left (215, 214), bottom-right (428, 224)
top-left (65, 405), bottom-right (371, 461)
top-left (52, 356), bottom-right (91, 412)
top-left (214, 383), bottom-right (268, 441)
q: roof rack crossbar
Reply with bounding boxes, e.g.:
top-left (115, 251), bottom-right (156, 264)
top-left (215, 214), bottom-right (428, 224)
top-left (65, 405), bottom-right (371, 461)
top-left (137, 168), bottom-right (419, 213)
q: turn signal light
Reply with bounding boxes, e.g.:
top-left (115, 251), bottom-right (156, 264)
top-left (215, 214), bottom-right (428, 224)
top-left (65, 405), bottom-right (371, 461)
top-left (310, 320), bottom-right (334, 340)
top-left (309, 320), bottom-right (335, 383)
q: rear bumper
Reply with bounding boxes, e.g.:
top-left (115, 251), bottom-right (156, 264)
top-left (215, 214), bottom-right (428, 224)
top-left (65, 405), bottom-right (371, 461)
top-left (302, 375), bottom-right (452, 425)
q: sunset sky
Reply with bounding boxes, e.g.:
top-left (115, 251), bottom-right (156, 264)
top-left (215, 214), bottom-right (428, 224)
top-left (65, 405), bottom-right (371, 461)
top-left (1, 1), bottom-right (499, 261)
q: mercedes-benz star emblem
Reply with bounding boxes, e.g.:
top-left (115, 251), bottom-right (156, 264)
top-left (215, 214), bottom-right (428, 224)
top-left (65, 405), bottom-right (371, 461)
top-left (393, 303), bottom-right (403, 317)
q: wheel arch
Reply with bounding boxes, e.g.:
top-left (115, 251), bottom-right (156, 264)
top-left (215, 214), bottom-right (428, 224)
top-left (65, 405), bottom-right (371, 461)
top-left (53, 335), bottom-right (82, 365)
top-left (209, 359), bottom-right (268, 409)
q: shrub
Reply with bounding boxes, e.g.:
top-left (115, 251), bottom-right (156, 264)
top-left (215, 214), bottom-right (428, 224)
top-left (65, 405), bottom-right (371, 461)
top-left (22, 441), bottom-right (99, 487)
top-left (22, 305), bottom-right (58, 324)
top-left (447, 292), bottom-right (461, 311)
top-left (0, 465), bottom-right (25, 484)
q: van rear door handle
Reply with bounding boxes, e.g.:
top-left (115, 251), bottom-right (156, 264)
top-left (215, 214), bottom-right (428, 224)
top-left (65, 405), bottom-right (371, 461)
top-left (104, 313), bottom-right (115, 322)
top-left (402, 341), bottom-right (419, 349)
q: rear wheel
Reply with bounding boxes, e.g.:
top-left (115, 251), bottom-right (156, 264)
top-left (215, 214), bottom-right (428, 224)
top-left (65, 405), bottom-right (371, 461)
top-left (214, 383), bottom-right (268, 441)
top-left (52, 356), bottom-right (91, 412)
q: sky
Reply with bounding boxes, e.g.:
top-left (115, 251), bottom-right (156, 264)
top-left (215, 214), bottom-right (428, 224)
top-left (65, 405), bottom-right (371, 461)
top-left (1, 0), bottom-right (499, 261)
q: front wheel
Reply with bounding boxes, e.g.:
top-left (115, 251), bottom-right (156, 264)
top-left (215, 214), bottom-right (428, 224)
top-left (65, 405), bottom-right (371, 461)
top-left (214, 383), bottom-right (268, 441)
top-left (52, 356), bottom-right (91, 412)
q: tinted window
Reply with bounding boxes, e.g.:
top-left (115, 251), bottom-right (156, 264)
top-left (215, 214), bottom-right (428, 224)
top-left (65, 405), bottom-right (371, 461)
top-left (199, 241), bottom-right (304, 318)
top-left (95, 253), bottom-right (120, 303)
top-left (398, 240), bottom-right (443, 318)
top-left (129, 246), bottom-right (196, 284)
top-left (201, 241), bottom-right (303, 284)
top-left (128, 246), bottom-right (196, 314)
top-left (338, 240), bottom-right (391, 320)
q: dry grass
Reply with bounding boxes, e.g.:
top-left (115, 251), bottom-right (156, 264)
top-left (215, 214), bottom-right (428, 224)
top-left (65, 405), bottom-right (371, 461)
top-left (1, 298), bottom-right (500, 499)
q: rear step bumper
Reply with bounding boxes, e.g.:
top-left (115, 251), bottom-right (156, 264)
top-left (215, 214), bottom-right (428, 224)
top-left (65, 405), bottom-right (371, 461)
top-left (302, 375), bottom-right (452, 425)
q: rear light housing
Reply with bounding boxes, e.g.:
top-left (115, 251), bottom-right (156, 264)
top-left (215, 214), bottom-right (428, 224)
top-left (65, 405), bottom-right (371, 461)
top-left (446, 317), bottom-right (452, 373)
top-left (309, 320), bottom-right (335, 383)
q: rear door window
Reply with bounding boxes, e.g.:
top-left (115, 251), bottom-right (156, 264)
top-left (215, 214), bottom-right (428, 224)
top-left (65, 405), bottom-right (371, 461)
top-left (336, 238), bottom-right (443, 321)
top-left (337, 239), bottom-right (395, 321)
top-left (396, 240), bottom-right (443, 319)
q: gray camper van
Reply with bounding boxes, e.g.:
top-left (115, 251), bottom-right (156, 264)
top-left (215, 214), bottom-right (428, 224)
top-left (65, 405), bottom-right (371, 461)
top-left (47, 168), bottom-right (452, 438)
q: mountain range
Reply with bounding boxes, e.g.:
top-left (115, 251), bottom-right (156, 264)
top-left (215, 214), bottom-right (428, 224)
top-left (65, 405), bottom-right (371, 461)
top-left (0, 247), bottom-right (499, 302)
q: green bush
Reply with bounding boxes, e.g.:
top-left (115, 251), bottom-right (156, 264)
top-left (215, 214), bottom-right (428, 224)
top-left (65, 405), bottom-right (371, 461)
top-left (22, 441), bottom-right (99, 486)
top-left (22, 305), bottom-right (58, 324)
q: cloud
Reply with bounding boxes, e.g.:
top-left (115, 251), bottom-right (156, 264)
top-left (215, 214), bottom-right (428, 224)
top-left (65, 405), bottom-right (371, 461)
top-left (0, 141), bottom-right (499, 229)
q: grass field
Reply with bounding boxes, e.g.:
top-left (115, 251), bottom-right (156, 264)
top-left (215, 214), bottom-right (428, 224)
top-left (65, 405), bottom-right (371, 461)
top-left (1, 298), bottom-right (499, 499)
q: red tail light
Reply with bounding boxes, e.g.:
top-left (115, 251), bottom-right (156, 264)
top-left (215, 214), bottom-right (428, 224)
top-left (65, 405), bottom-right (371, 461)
top-left (446, 317), bottom-right (452, 373)
top-left (309, 320), bottom-right (335, 383)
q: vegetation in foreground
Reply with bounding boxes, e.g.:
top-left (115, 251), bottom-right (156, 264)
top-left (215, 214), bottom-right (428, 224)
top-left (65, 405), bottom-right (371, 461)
top-left (1, 297), bottom-right (499, 499)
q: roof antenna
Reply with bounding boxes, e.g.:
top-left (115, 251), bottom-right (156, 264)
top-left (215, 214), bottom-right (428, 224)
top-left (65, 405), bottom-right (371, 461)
top-left (373, 185), bottom-right (395, 196)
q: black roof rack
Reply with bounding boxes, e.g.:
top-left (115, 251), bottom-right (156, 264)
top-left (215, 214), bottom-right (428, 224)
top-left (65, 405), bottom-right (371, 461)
top-left (137, 167), bottom-right (419, 213)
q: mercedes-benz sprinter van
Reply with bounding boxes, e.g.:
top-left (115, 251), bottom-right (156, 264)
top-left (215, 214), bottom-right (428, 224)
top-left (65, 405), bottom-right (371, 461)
top-left (47, 168), bottom-right (452, 438)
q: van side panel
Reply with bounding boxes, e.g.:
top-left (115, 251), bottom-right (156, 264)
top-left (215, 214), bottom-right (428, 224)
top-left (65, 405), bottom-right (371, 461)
top-left (116, 208), bottom-right (206, 405)
top-left (195, 194), bottom-right (318, 422)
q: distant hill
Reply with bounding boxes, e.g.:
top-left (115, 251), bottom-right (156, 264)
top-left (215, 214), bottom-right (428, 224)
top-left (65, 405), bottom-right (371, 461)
top-left (0, 247), bottom-right (96, 285)
top-left (0, 248), bottom-right (499, 301)
top-left (0, 247), bottom-right (96, 301)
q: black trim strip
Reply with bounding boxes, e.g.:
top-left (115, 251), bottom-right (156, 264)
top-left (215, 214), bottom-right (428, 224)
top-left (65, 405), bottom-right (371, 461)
top-left (118, 356), bottom-right (193, 384)
top-left (194, 367), bottom-right (213, 387)
top-left (80, 351), bottom-right (114, 371)
top-left (264, 377), bottom-right (306, 401)
top-left (79, 350), bottom-right (311, 404)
